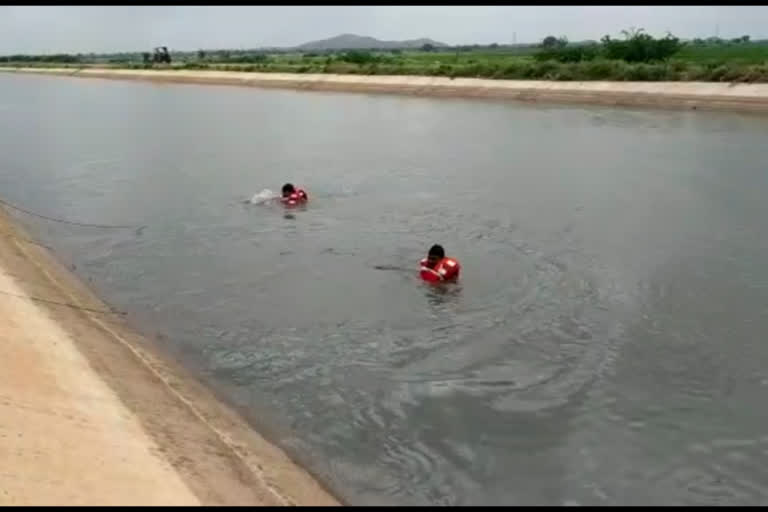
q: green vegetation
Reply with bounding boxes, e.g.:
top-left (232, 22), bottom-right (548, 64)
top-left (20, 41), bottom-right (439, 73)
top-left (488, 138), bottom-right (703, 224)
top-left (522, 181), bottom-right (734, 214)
top-left (2, 29), bottom-right (768, 82)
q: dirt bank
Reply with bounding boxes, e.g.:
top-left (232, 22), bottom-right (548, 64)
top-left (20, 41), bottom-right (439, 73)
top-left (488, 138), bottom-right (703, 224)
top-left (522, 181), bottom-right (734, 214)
top-left (4, 66), bottom-right (768, 113)
top-left (0, 207), bottom-right (339, 506)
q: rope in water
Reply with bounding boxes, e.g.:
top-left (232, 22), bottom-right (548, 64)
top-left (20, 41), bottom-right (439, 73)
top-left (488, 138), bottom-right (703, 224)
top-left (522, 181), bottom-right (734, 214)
top-left (0, 196), bottom-right (137, 316)
top-left (0, 288), bottom-right (126, 316)
top-left (0, 230), bottom-right (53, 249)
top-left (0, 197), bottom-right (144, 230)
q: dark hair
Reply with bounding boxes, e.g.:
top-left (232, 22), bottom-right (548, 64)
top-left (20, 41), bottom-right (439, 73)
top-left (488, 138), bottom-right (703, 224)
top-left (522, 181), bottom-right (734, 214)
top-left (282, 183), bottom-right (296, 196)
top-left (428, 244), bottom-right (445, 259)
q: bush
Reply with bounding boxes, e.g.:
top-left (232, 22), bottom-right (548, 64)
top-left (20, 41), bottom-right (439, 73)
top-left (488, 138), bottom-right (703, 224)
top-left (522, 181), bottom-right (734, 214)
top-left (740, 65), bottom-right (768, 83)
top-left (669, 60), bottom-right (687, 73)
top-left (340, 51), bottom-right (377, 65)
top-left (212, 53), bottom-right (268, 64)
top-left (528, 61), bottom-right (560, 79)
top-left (488, 66), bottom-right (505, 79)
top-left (708, 65), bottom-right (730, 81)
top-left (536, 28), bottom-right (681, 65)
top-left (720, 66), bottom-right (745, 82)
top-left (432, 63), bottom-right (453, 76)
top-left (551, 64), bottom-right (578, 80)
top-left (680, 65), bottom-right (709, 81)
top-left (536, 44), bottom-right (599, 63)
top-left (601, 29), bottom-right (682, 63)
top-left (182, 62), bottom-right (210, 70)
top-left (624, 63), bottom-right (667, 81)
top-left (497, 62), bottom-right (524, 78)
top-left (541, 36), bottom-right (567, 49)
top-left (483, 63), bottom-right (502, 77)
top-left (579, 59), bottom-right (624, 80)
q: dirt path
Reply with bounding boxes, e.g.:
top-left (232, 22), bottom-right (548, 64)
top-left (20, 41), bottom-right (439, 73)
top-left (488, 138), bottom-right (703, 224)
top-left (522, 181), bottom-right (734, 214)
top-left (0, 209), bottom-right (339, 506)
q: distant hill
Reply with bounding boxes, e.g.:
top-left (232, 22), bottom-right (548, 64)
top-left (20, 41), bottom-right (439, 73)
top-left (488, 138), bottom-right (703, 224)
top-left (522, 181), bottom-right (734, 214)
top-left (296, 33), bottom-right (449, 51)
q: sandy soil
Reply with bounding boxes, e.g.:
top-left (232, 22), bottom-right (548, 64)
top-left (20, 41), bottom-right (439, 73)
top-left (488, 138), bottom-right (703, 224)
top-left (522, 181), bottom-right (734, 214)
top-left (4, 66), bottom-right (768, 113)
top-left (0, 208), bottom-right (339, 506)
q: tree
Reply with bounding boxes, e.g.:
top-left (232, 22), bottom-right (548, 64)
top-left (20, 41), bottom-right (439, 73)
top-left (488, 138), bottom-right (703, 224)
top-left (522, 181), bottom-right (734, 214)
top-left (198, 49), bottom-right (206, 60)
top-left (541, 35), bottom-right (568, 49)
top-left (620, 26), bottom-right (645, 40)
top-left (142, 52), bottom-right (151, 64)
top-left (541, 35), bottom-right (559, 48)
top-left (341, 50), bottom-right (377, 65)
top-left (601, 28), bottom-right (681, 63)
top-left (421, 43), bottom-right (435, 52)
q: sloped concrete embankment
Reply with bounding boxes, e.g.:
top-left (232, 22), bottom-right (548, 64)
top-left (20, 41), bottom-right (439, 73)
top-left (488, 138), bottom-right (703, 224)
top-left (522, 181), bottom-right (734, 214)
top-left (5, 66), bottom-right (768, 113)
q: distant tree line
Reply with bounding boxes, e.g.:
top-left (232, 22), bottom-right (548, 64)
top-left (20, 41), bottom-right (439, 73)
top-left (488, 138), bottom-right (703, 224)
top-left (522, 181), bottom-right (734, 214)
top-left (0, 54), bottom-right (82, 63)
top-left (692, 35), bottom-right (751, 45)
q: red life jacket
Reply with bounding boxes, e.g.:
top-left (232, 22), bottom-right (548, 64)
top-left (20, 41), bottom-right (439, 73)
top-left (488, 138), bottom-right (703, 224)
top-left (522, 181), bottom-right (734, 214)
top-left (419, 257), bottom-right (461, 283)
top-left (280, 188), bottom-right (308, 207)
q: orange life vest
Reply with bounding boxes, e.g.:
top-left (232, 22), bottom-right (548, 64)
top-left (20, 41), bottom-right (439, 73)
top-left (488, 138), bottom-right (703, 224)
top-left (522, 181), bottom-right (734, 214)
top-left (281, 188), bottom-right (308, 207)
top-left (419, 257), bottom-right (461, 282)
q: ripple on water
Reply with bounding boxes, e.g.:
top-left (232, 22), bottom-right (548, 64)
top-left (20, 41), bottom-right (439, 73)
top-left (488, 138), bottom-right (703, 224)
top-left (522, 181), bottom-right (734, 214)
top-left (6, 72), bottom-right (768, 506)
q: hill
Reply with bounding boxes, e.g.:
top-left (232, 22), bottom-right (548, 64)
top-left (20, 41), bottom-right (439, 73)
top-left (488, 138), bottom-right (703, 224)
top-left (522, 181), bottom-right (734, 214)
top-left (296, 33), bottom-right (448, 51)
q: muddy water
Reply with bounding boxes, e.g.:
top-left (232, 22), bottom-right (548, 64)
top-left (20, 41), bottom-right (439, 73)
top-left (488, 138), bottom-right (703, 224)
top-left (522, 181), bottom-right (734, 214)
top-left (2, 73), bottom-right (768, 505)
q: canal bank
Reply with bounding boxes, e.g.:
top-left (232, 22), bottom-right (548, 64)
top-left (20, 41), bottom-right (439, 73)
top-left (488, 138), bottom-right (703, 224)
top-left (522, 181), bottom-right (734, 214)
top-left (4, 66), bottom-right (768, 113)
top-left (0, 206), bottom-right (339, 506)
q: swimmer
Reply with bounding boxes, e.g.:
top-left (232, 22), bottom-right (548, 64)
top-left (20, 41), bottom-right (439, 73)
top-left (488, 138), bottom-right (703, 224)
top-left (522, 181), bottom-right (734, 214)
top-left (281, 183), bottom-right (309, 206)
top-left (419, 244), bottom-right (461, 282)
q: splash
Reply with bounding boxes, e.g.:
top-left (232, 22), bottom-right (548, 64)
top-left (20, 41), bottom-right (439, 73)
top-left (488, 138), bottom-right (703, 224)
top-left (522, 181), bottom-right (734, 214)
top-left (249, 188), bottom-right (279, 205)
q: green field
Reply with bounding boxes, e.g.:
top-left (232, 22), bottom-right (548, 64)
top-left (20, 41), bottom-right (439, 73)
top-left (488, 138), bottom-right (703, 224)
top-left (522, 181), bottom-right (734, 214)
top-left (180, 42), bottom-right (768, 82)
top-left (676, 42), bottom-right (768, 66)
top-left (3, 38), bottom-right (768, 82)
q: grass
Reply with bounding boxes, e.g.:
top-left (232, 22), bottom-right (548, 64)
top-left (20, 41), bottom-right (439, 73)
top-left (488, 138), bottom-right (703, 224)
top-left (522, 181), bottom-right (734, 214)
top-left (3, 41), bottom-right (768, 82)
top-left (182, 46), bottom-right (768, 82)
top-left (676, 42), bottom-right (768, 66)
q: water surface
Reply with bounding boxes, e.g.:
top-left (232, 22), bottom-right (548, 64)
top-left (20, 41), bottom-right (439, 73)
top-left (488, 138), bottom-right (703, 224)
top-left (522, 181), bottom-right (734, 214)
top-left (2, 73), bottom-right (768, 505)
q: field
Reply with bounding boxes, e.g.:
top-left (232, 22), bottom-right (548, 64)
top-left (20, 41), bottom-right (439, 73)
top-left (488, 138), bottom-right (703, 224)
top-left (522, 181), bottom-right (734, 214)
top-left (676, 43), bottom-right (768, 66)
top-left (3, 39), bottom-right (768, 82)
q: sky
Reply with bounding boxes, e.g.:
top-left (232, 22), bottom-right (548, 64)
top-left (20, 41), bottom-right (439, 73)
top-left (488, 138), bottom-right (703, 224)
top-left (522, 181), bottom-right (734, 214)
top-left (1, 6), bottom-right (768, 54)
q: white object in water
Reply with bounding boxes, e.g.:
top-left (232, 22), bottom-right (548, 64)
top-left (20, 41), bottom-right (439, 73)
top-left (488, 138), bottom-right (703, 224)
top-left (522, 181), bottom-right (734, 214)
top-left (249, 188), bottom-right (278, 204)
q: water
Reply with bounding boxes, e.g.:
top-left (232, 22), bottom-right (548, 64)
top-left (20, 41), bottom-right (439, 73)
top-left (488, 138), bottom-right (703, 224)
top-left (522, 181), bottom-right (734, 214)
top-left (2, 73), bottom-right (768, 505)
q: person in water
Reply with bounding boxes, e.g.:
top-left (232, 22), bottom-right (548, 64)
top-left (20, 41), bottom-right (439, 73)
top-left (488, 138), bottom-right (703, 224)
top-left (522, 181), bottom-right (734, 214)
top-left (281, 183), bottom-right (308, 206)
top-left (420, 244), bottom-right (461, 282)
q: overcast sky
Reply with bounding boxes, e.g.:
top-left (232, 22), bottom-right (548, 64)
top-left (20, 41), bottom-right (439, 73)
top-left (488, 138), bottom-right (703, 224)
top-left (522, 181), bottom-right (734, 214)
top-left (1, 6), bottom-right (767, 54)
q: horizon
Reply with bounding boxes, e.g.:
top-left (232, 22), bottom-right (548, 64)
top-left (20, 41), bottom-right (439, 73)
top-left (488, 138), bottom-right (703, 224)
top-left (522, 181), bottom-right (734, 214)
top-left (2, 6), bottom-right (768, 55)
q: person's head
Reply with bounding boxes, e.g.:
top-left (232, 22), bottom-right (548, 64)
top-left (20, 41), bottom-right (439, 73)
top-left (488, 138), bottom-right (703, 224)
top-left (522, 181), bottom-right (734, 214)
top-left (282, 183), bottom-right (296, 197)
top-left (427, 244), bottom-right (445, 267)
